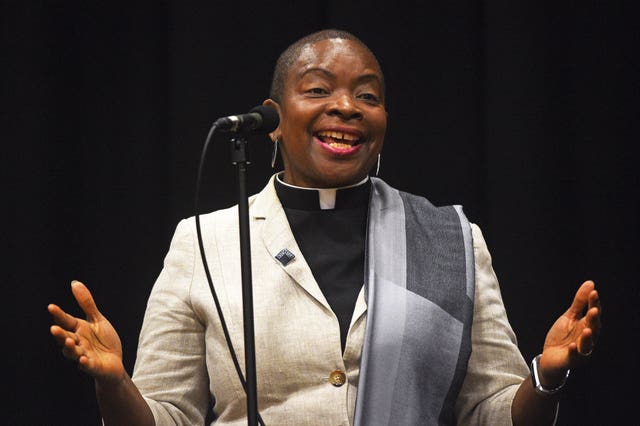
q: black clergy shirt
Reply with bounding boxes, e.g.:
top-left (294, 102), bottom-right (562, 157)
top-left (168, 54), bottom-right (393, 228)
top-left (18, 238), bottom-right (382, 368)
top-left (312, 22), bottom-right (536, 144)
top-left (274, 175), bottom-right (370, 352)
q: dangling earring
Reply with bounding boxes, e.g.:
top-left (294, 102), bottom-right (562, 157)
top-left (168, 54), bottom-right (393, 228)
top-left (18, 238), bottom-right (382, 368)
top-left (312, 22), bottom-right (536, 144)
top-left (375, 153), bottom-right (381, 176)
top-left (271, 139), bottom-right (279, 169)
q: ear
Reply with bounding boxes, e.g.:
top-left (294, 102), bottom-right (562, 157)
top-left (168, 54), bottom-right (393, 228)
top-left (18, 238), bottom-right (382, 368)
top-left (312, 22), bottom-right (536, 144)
top-left (263, 98), bottom-right (281, 142)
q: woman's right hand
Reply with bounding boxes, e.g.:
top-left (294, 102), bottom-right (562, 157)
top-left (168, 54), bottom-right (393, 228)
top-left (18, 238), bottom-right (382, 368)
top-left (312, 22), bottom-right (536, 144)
top-left (48, 280), bottom-right (125, 385)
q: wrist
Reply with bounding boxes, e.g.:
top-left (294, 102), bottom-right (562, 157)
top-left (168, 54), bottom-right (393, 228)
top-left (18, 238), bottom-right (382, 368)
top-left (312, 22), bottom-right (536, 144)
top-left (530, 354), bottom-right (570, 396)
top-left (95, 370), bottom-right (129, 392)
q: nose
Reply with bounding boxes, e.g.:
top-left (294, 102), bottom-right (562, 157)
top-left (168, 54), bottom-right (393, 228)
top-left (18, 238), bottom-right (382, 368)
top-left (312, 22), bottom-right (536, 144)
top-left (327, 93), bottom-right (363, 120)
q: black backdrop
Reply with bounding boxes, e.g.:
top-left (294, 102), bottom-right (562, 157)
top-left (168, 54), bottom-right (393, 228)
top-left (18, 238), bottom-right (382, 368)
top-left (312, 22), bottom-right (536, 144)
top-left (4, 1), bottom-right (638, 425)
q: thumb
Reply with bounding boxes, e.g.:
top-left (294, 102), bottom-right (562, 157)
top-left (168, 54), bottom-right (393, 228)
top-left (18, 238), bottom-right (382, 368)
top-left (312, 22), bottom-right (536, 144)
top-left (71, 280), bottom-right (103, 322)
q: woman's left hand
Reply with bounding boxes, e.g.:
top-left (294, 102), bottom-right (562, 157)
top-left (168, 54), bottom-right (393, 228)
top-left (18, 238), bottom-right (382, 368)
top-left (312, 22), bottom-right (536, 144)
top-left (538, 280), bottom-right (602, 386)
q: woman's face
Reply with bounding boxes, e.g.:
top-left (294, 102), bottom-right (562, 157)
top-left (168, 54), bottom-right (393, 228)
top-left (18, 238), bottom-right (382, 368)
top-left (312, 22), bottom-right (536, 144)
top-left (266, 38), bottom-right (387, 188)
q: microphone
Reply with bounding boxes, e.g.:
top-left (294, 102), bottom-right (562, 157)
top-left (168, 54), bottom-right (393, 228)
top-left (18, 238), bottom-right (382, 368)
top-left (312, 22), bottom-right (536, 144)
top-left (213, 105), bottom-right (279, 133)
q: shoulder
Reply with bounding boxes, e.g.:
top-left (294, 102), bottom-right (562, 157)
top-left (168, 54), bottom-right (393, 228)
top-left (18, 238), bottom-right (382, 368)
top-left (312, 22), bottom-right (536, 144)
top-left (370, 177), bottom-right (454, 215)
top-left (469, 223), bottom-right (495, 266)
top-left (470, 223), bottom-right (487, 249)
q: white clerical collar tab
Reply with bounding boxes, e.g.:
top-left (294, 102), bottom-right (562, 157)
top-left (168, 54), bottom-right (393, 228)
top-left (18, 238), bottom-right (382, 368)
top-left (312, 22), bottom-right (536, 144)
top-left (318, 189), bottom-right (337, 210)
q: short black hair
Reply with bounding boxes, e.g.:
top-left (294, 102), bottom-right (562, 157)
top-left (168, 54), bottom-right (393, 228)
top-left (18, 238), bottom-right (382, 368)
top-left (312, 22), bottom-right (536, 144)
top-left (269, 29), bottom-right (384, 103)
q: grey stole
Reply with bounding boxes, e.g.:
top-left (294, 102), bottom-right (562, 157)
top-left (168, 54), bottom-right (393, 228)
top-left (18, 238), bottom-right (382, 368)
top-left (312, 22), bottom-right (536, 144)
top-left (354, 178), bottom-right (475, 426)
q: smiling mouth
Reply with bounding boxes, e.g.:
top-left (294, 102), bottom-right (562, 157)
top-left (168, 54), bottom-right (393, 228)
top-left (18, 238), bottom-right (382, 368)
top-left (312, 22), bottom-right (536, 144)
top-left (315, 130), bottom-right (362, 149)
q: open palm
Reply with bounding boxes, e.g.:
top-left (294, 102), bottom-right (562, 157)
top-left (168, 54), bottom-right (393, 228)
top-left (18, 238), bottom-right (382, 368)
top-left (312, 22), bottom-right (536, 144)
top-left (48, 281), bottom-right (125, 384)
top-left (540, 280), bottom-right (601, 378)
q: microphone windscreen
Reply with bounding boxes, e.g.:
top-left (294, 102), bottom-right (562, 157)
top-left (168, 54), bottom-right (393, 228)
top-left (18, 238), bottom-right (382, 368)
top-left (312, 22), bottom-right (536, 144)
top-left (250, 105), bottom-right (280, 133)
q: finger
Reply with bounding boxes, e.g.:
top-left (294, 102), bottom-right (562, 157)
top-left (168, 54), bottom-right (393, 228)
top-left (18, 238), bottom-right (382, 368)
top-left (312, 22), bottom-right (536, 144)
top-left (586, 305), bottom-right (602, 339)
top-left (566, 280), bottom-right (595, 318)
top-left (50, 325), bottom-right (79, 347)
top-left (49, 325), bottom-right (68, 347)
top-left (61, 336), bottom-right (84, 361)
top-left (48, 304), bottom-right (80, 331)
top-left (588, 289), bottom-right (602, 317)
top-left (567, 342), bottom-right (584, 363)
top-left (70, 280), bottom-right (103, 322)
top-left (567, 339), bottom-right (592, 366)
top-left (78, 354), bottom-right (95, 374)
top-left (577, 327), bottom-right (594, 355)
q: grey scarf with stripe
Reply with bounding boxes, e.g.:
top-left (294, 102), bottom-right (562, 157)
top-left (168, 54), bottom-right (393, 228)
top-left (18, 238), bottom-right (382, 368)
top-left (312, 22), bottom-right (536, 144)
top-left (354, 178), bottom-right (475, 426)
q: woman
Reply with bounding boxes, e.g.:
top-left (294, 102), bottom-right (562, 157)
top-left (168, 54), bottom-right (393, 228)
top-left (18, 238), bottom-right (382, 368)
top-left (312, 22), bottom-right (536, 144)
top-left (48, 29), bottom-right (601, 426)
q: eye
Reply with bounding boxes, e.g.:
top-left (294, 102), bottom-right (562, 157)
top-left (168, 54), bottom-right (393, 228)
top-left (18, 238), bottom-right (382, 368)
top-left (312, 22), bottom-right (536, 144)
top-left (306, 87), bottom-right (329, 96)
top-left (357, 93), bottom-right (380, 103)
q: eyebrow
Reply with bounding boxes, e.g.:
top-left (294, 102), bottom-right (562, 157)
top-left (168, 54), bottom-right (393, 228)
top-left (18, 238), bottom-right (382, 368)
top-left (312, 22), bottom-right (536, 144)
top-left (299, 67), bottom-right (382, 85)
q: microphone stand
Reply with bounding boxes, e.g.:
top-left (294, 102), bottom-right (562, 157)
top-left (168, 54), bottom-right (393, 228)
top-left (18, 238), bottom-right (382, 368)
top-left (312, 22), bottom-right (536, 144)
top-left (230, 134), bottom-right (259, 426)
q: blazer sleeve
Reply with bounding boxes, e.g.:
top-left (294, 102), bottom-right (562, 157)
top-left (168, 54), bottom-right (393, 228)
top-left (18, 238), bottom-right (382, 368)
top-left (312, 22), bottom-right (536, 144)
top-left (131, 218), bottom-right (210, 426)
top-left (454, 224), bottom-right (530, 426)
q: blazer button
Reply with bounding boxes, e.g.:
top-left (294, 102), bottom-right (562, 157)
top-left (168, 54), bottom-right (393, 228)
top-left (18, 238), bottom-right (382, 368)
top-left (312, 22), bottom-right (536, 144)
top-left (329, 370), bottom-right (346, 387)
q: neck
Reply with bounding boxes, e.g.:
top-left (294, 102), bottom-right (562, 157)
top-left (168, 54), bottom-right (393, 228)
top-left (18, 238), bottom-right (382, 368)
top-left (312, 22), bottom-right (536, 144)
top-left (275, 174), bottom-right (370, 210)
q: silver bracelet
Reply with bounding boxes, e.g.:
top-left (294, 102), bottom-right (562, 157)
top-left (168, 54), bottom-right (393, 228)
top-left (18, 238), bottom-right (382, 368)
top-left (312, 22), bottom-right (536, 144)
top-left (530, 354), bottom-right (570, 396)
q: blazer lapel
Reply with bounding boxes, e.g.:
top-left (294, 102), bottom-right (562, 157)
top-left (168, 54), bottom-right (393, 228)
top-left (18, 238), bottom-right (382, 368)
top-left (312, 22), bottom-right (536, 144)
top-left (251, 176), bottom-right (331, 311)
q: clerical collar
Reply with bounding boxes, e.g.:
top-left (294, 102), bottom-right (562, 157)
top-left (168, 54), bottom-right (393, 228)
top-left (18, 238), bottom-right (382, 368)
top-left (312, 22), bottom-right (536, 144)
top-left (274, 174), bottom-right (371, 210)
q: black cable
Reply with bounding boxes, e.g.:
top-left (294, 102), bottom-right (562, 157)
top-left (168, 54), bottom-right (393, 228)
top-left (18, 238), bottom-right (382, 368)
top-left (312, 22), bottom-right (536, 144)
top-left (194, 122), bottom-right (266, 426)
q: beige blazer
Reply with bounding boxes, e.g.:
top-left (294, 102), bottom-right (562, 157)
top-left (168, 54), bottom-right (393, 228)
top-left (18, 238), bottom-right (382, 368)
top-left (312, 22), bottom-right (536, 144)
top-left (131, 176), bottom-right (530, 426)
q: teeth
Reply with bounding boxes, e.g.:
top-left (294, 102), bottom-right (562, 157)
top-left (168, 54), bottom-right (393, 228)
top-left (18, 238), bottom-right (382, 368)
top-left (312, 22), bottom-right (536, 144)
top-left (328, 142), bottom-right (353, 149)
top-left (317, 130), bottom-right (359, 142)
